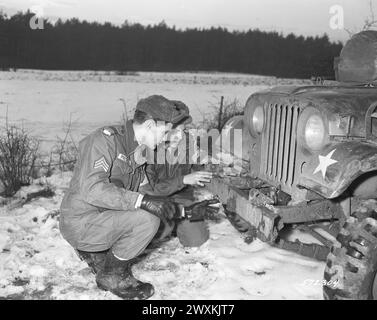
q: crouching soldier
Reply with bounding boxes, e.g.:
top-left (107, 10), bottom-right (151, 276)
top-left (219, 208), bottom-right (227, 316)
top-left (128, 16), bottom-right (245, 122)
top-left (59, 95), bottom-right (189, 300)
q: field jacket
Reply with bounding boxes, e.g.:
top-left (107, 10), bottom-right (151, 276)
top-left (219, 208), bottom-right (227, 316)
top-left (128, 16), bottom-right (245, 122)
top-left (60, 120), bottom-right (146, 222)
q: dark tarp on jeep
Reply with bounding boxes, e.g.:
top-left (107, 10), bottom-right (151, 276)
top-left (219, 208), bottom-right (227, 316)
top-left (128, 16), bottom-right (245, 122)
top-left (337, 30), bottom-right (377, 83)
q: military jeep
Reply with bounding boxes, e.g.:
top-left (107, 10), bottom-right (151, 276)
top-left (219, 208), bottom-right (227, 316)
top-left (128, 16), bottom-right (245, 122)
top-left (205, 31), bottom-right (377, 300)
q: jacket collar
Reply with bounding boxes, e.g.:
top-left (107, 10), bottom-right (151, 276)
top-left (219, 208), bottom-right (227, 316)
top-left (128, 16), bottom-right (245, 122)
top-left (123, 120), bottom-right (146, 169)
top-left (124, 120), bottom-right (139, 156)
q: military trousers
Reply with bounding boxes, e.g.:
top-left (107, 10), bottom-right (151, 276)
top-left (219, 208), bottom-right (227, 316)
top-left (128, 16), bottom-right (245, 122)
top-left (59, 209), bottom-right (160, 260)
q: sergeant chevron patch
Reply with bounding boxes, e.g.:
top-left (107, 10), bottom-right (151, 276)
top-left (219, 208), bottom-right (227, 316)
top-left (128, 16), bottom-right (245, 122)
top-left (94, 156), bottom-right (110, 172)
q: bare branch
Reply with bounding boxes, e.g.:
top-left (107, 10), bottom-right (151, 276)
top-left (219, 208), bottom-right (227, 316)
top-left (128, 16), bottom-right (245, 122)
top-left (347, 0), bottom-right (377, 37)
top-left (363, 0), bottom-right (377, 31)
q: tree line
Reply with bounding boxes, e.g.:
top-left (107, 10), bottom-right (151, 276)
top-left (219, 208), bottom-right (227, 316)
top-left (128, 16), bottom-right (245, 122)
top-left (0, 10), bottom-right (343, 79)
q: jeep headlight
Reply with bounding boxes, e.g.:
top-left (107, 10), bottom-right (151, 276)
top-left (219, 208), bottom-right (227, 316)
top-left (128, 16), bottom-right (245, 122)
top-left (304, 114), bottom-right (326, 151)
top-left (252, 106), bottom-right (265, 134)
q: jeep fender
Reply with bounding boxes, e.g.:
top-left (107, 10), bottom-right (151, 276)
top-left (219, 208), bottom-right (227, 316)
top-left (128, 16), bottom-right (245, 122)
top-left (298, 141), bottom-right (377, 199)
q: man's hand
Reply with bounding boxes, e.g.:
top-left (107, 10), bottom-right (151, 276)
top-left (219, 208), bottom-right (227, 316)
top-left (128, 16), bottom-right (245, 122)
top-left (184, 199), bottom-right (220, 222)
top-left (183, 171), bottom-right (213, 187)
top-left (140, 194), bottom-right (179, 222)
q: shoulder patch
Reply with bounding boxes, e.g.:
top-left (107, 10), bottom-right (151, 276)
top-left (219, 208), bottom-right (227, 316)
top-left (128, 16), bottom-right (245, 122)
top-left (102, 127), bottom-right (115, 136)
top-left (102, 126), bottom-right (124, 136)
top-left (117, 153), bottom-right (128, 162)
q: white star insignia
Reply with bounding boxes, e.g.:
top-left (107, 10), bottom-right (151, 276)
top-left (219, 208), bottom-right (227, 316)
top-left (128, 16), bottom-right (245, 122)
top-left (313, 149), bottom-right (338, 179)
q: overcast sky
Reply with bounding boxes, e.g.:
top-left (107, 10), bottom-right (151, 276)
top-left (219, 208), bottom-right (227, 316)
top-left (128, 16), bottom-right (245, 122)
top-left (0, 0), bottom-right (373, 42)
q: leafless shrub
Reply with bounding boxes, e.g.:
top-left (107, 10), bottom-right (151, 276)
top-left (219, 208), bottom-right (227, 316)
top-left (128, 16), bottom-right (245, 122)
top-left (37, 115), bottom-right (79, 176)
top-left (0, 124), bottom-right (40, 197)
top-left (198, 97), bottom-right (244, 131)
top-left (53, 138), bottom-right (77, 172)
top-left (38, 152), bottom-right (54, 177)
top-left (50, 115), bottom-right (78, 172)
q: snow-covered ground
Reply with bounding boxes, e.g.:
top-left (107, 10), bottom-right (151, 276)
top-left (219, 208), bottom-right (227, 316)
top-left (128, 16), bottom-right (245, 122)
top-left (0, 172), bottom-right (325, 300)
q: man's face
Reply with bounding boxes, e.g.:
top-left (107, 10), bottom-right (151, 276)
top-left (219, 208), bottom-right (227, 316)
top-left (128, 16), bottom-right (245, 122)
top-left (166, 124), bottom-right (185, 149)
top-left (143, 120), bottom-right (173, 149)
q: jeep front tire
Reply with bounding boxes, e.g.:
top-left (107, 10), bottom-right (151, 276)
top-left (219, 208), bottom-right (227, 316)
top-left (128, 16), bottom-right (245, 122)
top-left (323, 211), bottom-right (377, 300)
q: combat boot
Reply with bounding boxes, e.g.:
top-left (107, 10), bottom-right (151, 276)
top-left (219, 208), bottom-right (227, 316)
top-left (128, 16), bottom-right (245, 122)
top-left (76, 249), bottom-right (108, 274)
top-left (95, 250), bottom-right (154, 300)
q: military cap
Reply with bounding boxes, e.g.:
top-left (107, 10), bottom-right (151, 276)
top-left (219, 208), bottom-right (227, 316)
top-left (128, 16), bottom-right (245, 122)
top-left (171, 100), bottom-right (193, 126)
top-left (136, 95), bottom-right (191, 125)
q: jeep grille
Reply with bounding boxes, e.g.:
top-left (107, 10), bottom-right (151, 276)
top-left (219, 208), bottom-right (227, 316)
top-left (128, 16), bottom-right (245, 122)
top-left (260, 104), bottom-right (301, 187)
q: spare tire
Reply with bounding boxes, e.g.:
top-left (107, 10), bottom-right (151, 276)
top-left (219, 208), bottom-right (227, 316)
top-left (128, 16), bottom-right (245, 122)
top-left (338, 30), bottom-right (377, 83)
